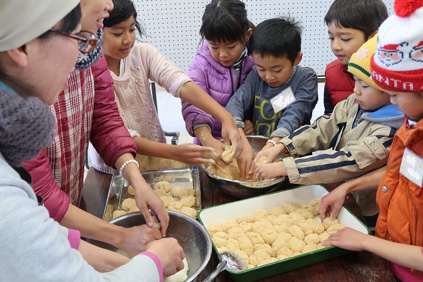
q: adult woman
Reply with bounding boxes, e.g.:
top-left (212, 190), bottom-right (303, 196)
top-left (22, 0), bottom-right (242, 257)
top-left (0, 0), bottom-right (184, 280)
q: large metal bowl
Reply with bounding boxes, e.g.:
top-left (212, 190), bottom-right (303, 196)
top-left (201, 135), bottom-right (286, 199)
top-left (89, 211), bottom-right (212, 282)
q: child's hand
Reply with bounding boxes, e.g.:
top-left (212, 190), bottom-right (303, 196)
top-left (170, 144), bottom-right (218, 166)
top-left (236, 142), bottom-right (255, 179)
top-left (322, 227), bottom-right (368, 251)
top-left (319, 185), bottom-right (348, 221)
top-left (243, 120), bottom-right (255, 135)
top-left (254, 144), bottom-right (285, 164)
top-left (254, 162), bottom-right (286, 180)
top-left (221, 122), bottom-right (243, 159)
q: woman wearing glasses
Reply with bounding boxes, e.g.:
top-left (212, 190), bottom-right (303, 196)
top-left (22, 0), bottom-right (181, 259)
top-left (0, 0), bottom-right (184, 280)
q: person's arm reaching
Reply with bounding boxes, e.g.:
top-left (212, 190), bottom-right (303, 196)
top-left (319, 166), bottom-right (386, 220)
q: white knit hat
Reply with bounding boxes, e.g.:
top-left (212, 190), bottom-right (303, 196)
top-left (371, 0), bottom-right (423, 92)
top-left (0, 0), bottom-right (79, 52)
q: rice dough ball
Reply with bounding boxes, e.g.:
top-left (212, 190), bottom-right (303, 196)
top-left (112, 210), bottom-right (127, 219)
top-left (246, 232), bottom-right (265, 245)
top-left (233, 249), bottom-right (250, 265)
top-left (302, 244), bottom-right (318, 254)
top-left (154, 188), bottom-right (168, 197)
top-left (257, 258), bottom-right (277, 267)
top-left (226, 238), bottom-right (240, 252)
top-left (304, 233), bottom-right (321, 245)
top-left (154, 181), bottom-right (171, 193)
top-left (221, 219), bottom-right (238, 232)
top-left (168, 201), bottom-right (183, 212)
top-left (227, 227), bottom-right (245, 239)
top-left (160, 195), bottom-right (175, 208)
top-left (269, 206), bottom-right (286, 216)
top-left (295, 208), bottom-right (314, 219)
top-left (222, 145), bottom-right (235, 163)
top-left (277, 246), bottom-right (293, 257)
top-left (207, 223), bottom-right (223, 236)
top-left (288, 225), bottom-right (305, 240)
top-left (212, 232), bottom-right (228, 248)
top-left (172, 186), bottom-right (195, 199)
top-left (272, 238), bottom-right (289, 252)
top-left (180, 195), bottom-right (196, 208)
top-left (297, 221), bottom-right (313, 235)
top-left (288, 237), bottom-right (305, 253)
top-left (237, 235), bottom-right (254, 256)
top-left (238, 222), bottom-right (252, 233)
top-left (121, 198), bottom-right (136, 211)
top-left (254, 209), bottom-right (269, 221)
top-left (127, 185), bottom-right (135, 196)
top-left (180, 206), bottom-right (197, 218)
top-left (307, 218), bottom-right (325, 235)
top-left (260, 228), bottom-right (278, 245)
top-left (322, 217), bottom-right (340, 230)
top-left (254, 243), bottom-right (275, 257)
top-left (283, 202), bottom-right (301, 214)
top-left (253, 249), bottom-right (270, 262)
top-left (289, 211), bottom-right (306, 223)
top-left (236, 214), bottom-right (255, 223)
top-left (277, 214), bottom-right (293, 225)
top-left (319, 232), bottom-right (330, 242)
top-left (327, 223), bottom-right (346, 234)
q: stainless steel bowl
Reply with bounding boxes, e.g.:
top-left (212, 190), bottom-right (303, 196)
top-left (89, 211), bottom-right (212, 282)
top-left (201, 135), bottom-right (286, 199)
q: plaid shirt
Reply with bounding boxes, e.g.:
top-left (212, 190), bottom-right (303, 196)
top-left (23, 55), bottom-right (136, 221)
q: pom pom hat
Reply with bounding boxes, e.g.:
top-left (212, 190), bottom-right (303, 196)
top-left (348, 35), bottom-right (385, 92)
top-left (371, 0), bottom-right (423, 92)
top-left (0, 0), bottom-right (79, 52)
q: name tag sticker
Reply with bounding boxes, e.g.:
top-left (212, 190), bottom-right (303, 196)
top-left (270, 87), bottom-right (296, 114)
top-left (400, 148), bottom-right (423, 188)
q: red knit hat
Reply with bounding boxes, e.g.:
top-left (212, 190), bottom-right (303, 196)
top-left (371, 0), bottom-right (423, 93)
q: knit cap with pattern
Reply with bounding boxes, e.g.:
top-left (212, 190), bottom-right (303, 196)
top-left (370, 0), bottom-right (423, 93)
top-left (348, 35), bottom-right (385, 92)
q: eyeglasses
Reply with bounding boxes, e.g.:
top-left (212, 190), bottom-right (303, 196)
top-left (49, 28), bottom-right (98, 54)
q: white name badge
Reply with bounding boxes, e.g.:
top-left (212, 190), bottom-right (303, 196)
top-left (399, 148), bottom-right (423, 188)
top-left (270, 87), bottom-right (296, 114)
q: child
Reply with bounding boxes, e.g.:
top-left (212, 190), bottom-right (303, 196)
top-left (323, 0), bottom-right (388, 114)
top-left (182, 0), bottom-right (255, 166)
top-left (323, 1), bottom-right (423, 280)
top-left (226, 17), bottom-right (318, 178)
top-left (88, 0), bottom-right (251, 173)
top-left (254, 35), bottom-right (405, 221)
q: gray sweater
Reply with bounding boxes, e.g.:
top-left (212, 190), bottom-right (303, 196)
top-left (226, 66), bottom-right (318, 138)
top-left (0, 154), bottom-right (160, 282)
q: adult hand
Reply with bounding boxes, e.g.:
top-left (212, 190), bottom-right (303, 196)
top-left (322, 227), bottom-right (369, 251)
top-left (254, 162), bottom-right (286, 180)
top-left (319, 185), bottom-right (348, 221)
top-left (146, 238), bottom-right (185, 277)
top-left (118, 225), bottom-right (162, 257)
top-left (243, 120), bottom-right (255, 135)
top-left (170, 143), bottom-right (218, 166)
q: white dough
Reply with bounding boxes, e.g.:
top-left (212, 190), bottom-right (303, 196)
top-left (164, 257), bottom-right (189, 282)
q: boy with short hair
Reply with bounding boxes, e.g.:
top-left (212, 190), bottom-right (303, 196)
top-left (323, 0), bottom-right (388, 114)
top-left (255, 35), bottom-right (405, 218)
top-left (225, 17), bottom-right (318, 177)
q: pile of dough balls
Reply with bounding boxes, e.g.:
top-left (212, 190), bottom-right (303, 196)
top-left (206, 199), bottom-right (346, 269)
top-left (154, 181), bottom-right (198, 218)
top-left (112, 181), bottom-right (198, 219)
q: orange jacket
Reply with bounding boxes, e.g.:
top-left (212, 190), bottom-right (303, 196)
top-left (376, 120), bottom-right (423, 280)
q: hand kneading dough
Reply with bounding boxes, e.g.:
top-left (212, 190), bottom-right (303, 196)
top-left (163, 257), bottom-right (189, 282)
top-left (222, 145), bottom-right (235, 163)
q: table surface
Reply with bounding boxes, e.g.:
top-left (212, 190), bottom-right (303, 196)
top-left (81, 167), bottom-right (397, 282)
